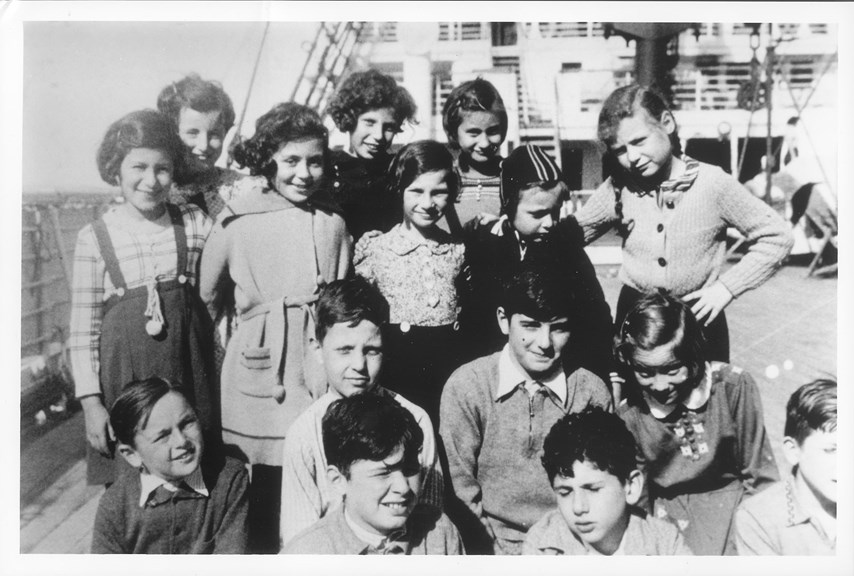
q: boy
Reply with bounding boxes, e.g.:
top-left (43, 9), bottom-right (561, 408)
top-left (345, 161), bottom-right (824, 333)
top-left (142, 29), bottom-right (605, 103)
top-left (282, 393), bottom-right (463, 554)
top-left (279, 277), bottom-right (442, 547)
top-left (524, 407), bottom-right (691, 555)
top-left (440, 265), bottom-right (612, 555)
top-left (459, 144), bottom-right (613, 380)
top-left (734, 379), bottom-right (837, 555)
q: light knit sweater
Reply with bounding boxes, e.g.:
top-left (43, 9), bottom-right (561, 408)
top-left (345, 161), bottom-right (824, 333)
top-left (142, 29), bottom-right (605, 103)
top-left (575, 161), bottom-right (794, 298)
top-left (439, 352), bottom-right (612, 554)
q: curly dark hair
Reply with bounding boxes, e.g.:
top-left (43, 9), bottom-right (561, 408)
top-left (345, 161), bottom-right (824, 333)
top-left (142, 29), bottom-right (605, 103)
top-left (96, 109), bottom-right (185, 186)
top-left (231, 102), bottom-right (329, 185)
top-left (442, 77), bottom-right (508, 148)
top-left (322, 392), bottom-right (423, 478)
top-left (156, 73), bottom-right (236, 131)
top-left (614, 293), bottom-right (707, 406)
top-left (327, 69), bottom-right (418, 134)
top-left (387, 140), bottom-right (459, 202)
top-left (541, 407), bottom-right (639, 484)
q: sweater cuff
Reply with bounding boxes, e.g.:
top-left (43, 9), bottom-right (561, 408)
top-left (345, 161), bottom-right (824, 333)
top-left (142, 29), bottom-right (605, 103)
top-left (73, 369), bottom-right (101, 399)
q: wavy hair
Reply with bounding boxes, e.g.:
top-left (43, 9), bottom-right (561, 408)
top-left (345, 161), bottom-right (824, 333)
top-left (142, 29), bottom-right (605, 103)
top-left (327, 69), bottom-right (417, 134)
top-left (442, 77), bottom-right (508, 148)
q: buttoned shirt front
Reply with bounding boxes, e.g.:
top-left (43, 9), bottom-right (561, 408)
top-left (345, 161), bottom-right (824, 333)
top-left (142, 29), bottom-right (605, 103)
top-left (496, 345), bottom-right (567, 407)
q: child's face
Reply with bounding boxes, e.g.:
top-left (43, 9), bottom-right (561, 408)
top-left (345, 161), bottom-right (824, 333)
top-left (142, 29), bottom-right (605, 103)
top-left (119, 392), bottom-right (203, 482)
top-left (318, 320), bottom-right (384, 398)
top-left (512, 184), bottom-right (562, 239)
top-left (349, 107), bottom-right (399, 160)
top-left (608, 108), bottom-right (676, 180)
top-left (401, 169), bottom-right (451, 231)
top-left (630, 344), bottom-right (692, 407)
top-left (456, 110), bottom-right (503, 163)
top-left (118, 147), bottom-right (173, 218)
top-left (178, 107), bottom-right (225, 175)
top-left (498, 309), bottom-right (571, 380)
top-left (335, 443), bottom-right (421, 537)
top-left (272, 138), bottom-right (325, 204)
top-left (784, 429), bottom-right (837, 505)
top-left (553, 461), bottom-right (640, 555)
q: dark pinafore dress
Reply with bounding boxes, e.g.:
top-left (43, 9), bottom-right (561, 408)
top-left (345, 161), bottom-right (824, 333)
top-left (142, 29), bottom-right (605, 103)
top-left (86, 205), bottom-right (218, 485)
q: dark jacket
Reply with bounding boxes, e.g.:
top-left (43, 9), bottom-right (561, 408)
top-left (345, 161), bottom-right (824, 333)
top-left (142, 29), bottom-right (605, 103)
top-left (328, 149), bottom-right (400, 241)
top-left (459, 216), bottom-right (614, 380)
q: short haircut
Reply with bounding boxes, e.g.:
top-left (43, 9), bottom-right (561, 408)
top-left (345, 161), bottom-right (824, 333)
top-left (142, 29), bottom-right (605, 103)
top-left (96, 109), bottom-right (185, 186)
top-left (441, 77), bottom-right (508, 148)
top-left (327, 69), bottom-right (418, 134)
top-left (785, 379), bottom-right (837, 445)
top-left (110, 377), bottom-right (184, 447)
top-left (500, 264), bottom-right (575, 324)
top-left (388, 140), bottom-right (460, 202)
top-left (315, 276), bottom-right (390, 342)
top-left (542, 407), bottom-right (639, 484)
top-left (614, 293), bottom-right (707, 400)
top-left (597, 84), bottom-right (683, 158)
top-left (156, 73), bottom-right (236, 131)
top-left (231, 102), bottom-right (328, 185)
top-left (322, 392), bottom-right (423, 478)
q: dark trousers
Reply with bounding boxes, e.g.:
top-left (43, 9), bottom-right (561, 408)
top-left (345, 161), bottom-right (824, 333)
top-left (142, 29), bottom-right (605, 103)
top-left (248, 464), bottom-right (282, 554)
top-left (615, 285), bottom-right (730, 363)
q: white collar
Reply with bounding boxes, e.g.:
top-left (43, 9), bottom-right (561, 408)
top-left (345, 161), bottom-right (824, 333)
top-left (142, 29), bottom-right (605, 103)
top-left (343, 507), bottom-right (405, 548)
top-left (138, 465), bottom-right (208, 508)
top-left (496, 345), bottom-right (567, 405)
top-left (646, 363), bottom-right (713, 419)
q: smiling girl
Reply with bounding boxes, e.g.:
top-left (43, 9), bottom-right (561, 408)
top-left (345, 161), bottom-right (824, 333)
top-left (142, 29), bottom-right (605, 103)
top-left (157, 74), bottom-right (257, 219)
top-left (614, 293), bottom-right (779, 555)
top-left (199, 102), bottom-right (351, 553)
top-left (326, 69), bottom-right (418, 241)
top-left (69, 110), bottom-right (217, 487)
top-left (354, 140), bottom-right (466, 426)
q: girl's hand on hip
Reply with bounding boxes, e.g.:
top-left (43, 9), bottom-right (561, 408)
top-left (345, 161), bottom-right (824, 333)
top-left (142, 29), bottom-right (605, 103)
top-left (683, 282), bottom-right (733, 325)
top-left (81, 396), bottom-right (115, 457)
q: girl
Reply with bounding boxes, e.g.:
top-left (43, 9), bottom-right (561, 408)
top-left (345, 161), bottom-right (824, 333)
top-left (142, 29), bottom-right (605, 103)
top-left (440, 77), bottom-right (508, 233)
top-left (576, 84), bottom-right (793, 362)
top-left (354, 140), bottom-right (465, 426)
top-left (199, 102), bottom-right (351, 553)
top-left (157, 73), bottom-right (258, 219)
top-left (92, 377), bottom-right (249, 554)
top-left (614, 293), bottom-right (779, 555)
top-left (326, 68), bottom-right (418, 241)
top-left (69, 110), bottom-right (216, 486)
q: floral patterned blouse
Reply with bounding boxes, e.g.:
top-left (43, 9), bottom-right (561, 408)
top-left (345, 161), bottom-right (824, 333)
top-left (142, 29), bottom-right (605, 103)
top-left (354, 224), bottom-right (466, 327)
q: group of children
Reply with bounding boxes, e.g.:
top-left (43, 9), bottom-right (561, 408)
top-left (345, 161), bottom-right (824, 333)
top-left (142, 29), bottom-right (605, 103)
top-left (68, 67), bottom-right (834, 557)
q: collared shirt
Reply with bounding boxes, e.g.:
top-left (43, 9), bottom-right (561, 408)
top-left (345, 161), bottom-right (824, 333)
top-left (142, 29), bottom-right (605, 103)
top-left (735, 476), bottom-right (836, 555)
top-left (523, 508), bottom-right (692, 555)
top-left (496, 345), bottom-right (567, 407)
top-left (354, 223), bottom-right (465, 326)
top-left (138, 466), bottom-right (209, 508)
top-left (644, 362), bottom-right (713, 419)
top-left (344, 508), bottom-right (407, 553)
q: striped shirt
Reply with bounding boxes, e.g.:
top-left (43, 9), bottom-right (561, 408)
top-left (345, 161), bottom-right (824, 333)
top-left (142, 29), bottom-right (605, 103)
top-left (69, 203), bottom-right (212, 398)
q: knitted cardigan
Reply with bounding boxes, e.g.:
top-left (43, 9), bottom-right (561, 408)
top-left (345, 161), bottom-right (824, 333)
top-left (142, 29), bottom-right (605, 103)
top-left (575, 161), bottom-right (794, 298)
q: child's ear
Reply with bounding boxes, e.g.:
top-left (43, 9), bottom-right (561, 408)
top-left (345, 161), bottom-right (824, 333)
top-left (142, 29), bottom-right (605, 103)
top-left (117, 442), bottom-right (143, 470)
top-left (624, 469), bottom-right (644, 506)
top-left (496, 306), bottom-right (510, 336)
top-left (660, 111), bottom-right (677, 135)
top-left (782, 436), bottom-right (802, 468)
top-left (311, 337), bottom-right (323, 364)
top-left (326, 465), bottom-right (348, 499)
